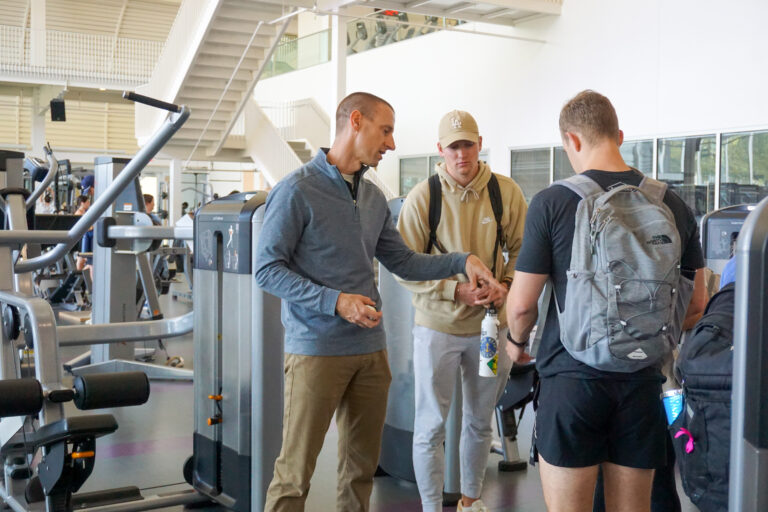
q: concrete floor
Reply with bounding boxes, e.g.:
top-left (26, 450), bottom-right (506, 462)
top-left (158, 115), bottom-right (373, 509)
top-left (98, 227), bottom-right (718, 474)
top-left (53, 282), bottom-right (698, 512)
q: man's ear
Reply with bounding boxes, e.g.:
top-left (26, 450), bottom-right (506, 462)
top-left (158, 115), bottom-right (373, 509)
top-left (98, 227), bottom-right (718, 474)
top-left (437, 142), bottom-right (444, 156)
top-left (565, 131), bottom-right (582, 152)
top-left (350, 110), bottom-right (362, 132)
top-left (477, 136), bottom-right (483, 153)
top-left (617, 129), bottom-right (624, 146)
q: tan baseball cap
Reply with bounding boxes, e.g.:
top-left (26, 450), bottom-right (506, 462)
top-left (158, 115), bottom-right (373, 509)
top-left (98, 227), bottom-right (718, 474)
top-left (438, 110), bottom-right (479, 147)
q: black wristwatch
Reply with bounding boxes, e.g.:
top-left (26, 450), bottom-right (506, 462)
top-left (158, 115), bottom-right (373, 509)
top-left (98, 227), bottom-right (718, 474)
top-left (506, 331), bottom-right (527, 348)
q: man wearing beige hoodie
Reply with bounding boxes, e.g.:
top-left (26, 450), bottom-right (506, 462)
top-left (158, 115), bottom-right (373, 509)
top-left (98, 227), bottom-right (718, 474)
top-left (397, 110), bottom-right (528, 512)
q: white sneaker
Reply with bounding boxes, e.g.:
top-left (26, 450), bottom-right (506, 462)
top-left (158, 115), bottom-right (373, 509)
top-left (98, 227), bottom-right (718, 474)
top-left (456, 499), bottom-right (489, 512)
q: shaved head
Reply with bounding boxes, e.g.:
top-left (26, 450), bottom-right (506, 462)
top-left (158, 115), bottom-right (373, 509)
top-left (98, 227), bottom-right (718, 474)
top-left (335, 92), bottom-right (394, 135)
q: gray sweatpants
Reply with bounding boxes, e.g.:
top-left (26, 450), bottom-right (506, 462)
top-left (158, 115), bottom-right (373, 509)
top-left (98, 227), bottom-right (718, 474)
top-left (412, 325), bottom-right (513, 511)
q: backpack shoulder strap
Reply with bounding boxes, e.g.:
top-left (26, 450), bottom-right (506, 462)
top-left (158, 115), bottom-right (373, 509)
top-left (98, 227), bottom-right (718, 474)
top-left (425, 173), bottom-right (445, 254)
top-left (487, 173), bottom-right (503, 275)
top-left (551, 174), bottom-right (603, 199)
top-left (638, 175), bottom-right (668, 204)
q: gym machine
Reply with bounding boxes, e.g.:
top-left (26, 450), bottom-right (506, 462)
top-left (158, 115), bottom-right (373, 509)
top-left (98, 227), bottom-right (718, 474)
top-left (700, 204), bottom-right (752, 274)
top-left (187, 192), bottom-right (283, 512)
top-left (729, 197), bottom-right (768, 511)
top-left (0, 93), bottom-right (209, 512)
top-left (378, 197), bottom-right (463, 504)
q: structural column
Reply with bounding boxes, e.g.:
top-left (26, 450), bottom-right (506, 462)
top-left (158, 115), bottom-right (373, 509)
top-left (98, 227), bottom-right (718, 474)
top-left (330, 12), bottom-right (347, 137)
top-left (30, 0), bottom-right (46, 67)
top-left (169, 158), bottom-right (182, 223)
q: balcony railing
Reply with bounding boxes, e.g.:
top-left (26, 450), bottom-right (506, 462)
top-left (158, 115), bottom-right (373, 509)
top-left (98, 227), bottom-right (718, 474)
top-left (262, 30), bottom-right (331, 79)
top-left (0, 25), bottom-right (163, 85)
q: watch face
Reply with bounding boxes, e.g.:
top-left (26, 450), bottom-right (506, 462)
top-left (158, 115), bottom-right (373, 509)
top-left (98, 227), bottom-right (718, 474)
top-left (480, 336), bottom-right (497, 358)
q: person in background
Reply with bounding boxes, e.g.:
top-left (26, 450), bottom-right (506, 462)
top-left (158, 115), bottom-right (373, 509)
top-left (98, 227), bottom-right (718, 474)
top-left (175, 208), bottom-right (195, 253)
top-left (74, 194), bottom-right (90, 216)
top-left (36, 188), bottom-right (56, 214)
top-left (75, 175), bottom-right (96, 277)
top-left (80, 175), bottom-right (95, 200)
top-left (143, 193), bottom-right (161, 225)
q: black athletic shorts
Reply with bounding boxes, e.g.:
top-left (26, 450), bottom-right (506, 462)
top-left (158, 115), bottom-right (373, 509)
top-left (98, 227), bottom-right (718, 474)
top-left (533, 375), bottom-right (667, 468)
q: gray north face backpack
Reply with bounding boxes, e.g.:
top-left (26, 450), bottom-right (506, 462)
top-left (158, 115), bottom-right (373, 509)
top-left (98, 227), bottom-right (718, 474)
top-left (554, 174), bottom-right (694, 372)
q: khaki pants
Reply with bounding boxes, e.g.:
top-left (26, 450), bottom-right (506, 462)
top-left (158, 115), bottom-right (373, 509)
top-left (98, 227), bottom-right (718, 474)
top-left (264, 350), bottom-right (392, 512)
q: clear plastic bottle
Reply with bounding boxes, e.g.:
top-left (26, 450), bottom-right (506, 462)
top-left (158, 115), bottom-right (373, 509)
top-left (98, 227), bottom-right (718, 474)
top-left (479, 307), bottom-right (499, 377)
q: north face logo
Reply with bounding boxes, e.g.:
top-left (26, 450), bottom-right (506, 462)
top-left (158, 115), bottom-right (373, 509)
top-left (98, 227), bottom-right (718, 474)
top-left (646, 234), bottom-right (672, 245)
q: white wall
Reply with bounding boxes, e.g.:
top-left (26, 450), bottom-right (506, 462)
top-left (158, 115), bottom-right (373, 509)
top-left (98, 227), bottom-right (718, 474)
top-left (254, 0), bottom-right (768, 193)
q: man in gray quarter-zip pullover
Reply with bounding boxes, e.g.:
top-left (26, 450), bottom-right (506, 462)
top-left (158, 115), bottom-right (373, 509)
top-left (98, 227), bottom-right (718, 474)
top-left (255, 92), bottom-right (498, 512)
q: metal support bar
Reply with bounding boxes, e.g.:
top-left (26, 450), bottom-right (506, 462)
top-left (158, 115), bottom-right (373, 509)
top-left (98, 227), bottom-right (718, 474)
top-left (107, 225), bottom-right (193, 240)
top-left (136, 253), bottom-right (162, 319)
top-left (0, 486), bottom-right (208, 512)
top-left (56, 311), bottom-right (193, 346)
top-left (0, 230), bottom-right (72, 244)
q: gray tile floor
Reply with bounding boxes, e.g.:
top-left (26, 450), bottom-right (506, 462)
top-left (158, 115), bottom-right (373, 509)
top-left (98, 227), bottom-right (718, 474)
top-left (56, 283), bottom-right (697, 512)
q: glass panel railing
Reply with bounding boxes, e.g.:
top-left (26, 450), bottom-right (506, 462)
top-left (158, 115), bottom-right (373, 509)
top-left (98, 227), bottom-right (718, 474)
top-left (263, 30), bottom-right (330, 79)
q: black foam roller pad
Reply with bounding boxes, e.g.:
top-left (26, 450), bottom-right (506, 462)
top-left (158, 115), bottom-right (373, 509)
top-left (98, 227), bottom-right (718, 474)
top-left (73, 372), bottom-right (150, 410)
top-left (0, 379), bottom-right (42, 417)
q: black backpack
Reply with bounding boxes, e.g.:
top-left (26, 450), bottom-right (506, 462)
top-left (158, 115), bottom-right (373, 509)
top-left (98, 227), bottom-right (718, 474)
top-left (425, 172), bottom-right (503, 274)
top-left (672, 282), bottom-right (734, 512)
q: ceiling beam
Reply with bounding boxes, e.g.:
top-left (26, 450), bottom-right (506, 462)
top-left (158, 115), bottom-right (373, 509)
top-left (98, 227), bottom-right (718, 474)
top-left (405, 0), bottom-right (434, 8)
top-left (447, 2), bottom-right (475, 14)
top-left (484, 8), bottom-right (515, 20)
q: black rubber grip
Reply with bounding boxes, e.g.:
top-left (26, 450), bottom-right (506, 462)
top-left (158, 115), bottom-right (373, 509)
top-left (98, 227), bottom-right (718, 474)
top-left (122, 92), bottom-right (181, 113)
top-left (96, 217), bottom-right (116, 248)
top-left (73, 372), bottom-right (150, 410)
top-left (0, 379), bottom-right (43, 417)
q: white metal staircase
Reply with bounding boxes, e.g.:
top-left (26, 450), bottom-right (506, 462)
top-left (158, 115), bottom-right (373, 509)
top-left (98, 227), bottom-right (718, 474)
top-left (135, 0), bottom-right (561, 185)
top-left (135, 0), bottom-right (314, 184)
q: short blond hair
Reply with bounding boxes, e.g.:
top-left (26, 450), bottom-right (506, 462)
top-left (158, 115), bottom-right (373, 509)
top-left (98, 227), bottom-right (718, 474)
top-left (559, 90), bottom-right (620, 145)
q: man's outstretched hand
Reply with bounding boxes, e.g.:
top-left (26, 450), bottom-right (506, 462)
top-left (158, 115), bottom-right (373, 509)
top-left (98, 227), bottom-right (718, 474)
top-left (464, 254), bottom-right (495, 288)
top-left (336, 293), bottom-right (382, 328)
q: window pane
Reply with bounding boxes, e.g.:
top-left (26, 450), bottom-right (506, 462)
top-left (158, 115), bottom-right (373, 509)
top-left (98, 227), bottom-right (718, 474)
top-left (620, 140), bottom-right (653, 174)
top-left (428, 151), bottom-right (488, 177)
top-left (428, 155), bottom-right (441, 176)
top-left (720, 130), bottom-right (768, 207)
top-left (400, 157), bottom-right (428, 195)
top-left (657, 135), bottom-right (716, 220)
top-left (510, 149), bottom-right (550, 202)
top-left (553, 147), bottom-right (575, 181)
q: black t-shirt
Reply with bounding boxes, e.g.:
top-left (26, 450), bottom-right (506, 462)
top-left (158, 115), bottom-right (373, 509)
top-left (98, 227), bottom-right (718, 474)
top-left (515, 169), bottom-right (705, 380)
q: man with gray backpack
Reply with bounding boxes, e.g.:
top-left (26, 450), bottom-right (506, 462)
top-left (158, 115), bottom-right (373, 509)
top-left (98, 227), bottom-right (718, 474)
top-left (505, 90), bottom-right (705, 512)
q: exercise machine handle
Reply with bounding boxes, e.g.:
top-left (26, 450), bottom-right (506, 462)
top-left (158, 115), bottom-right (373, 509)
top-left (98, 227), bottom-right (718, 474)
top-left (122, 91), bottom-right (181, 113)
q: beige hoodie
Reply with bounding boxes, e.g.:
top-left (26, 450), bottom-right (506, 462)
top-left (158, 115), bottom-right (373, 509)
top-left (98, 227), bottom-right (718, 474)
top-left (396, 160), bottom-right (527, 335)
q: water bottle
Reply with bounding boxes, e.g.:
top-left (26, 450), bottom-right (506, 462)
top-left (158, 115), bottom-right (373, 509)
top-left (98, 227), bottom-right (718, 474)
top-left (479, 307), bottom-right (499, 377)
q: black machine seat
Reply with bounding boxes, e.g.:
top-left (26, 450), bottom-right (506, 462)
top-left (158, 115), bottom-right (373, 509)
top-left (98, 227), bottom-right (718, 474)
top-left (1, 415), bottom-right (117, 459)
top-left (32, 415), bottom-right (118, 450)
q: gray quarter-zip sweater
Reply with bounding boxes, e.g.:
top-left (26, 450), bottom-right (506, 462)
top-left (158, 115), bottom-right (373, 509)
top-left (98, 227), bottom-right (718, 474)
top-left (254, 149), bottom-right (469, 356)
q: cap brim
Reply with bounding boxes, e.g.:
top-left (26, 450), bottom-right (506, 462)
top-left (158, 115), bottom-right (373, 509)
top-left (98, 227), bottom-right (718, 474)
top-left (440, 131), bottom-right (479, 148)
